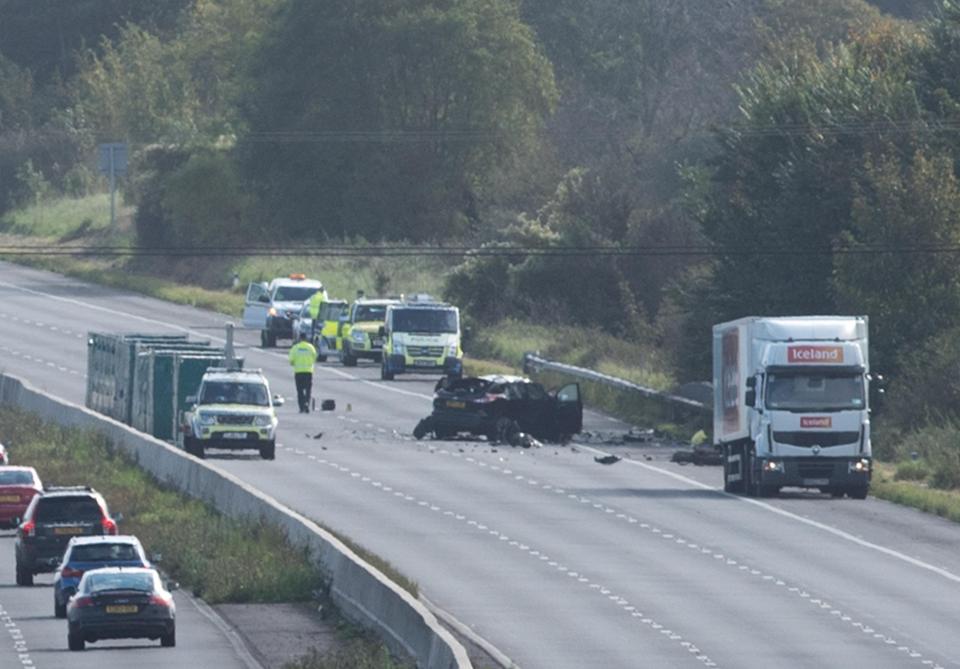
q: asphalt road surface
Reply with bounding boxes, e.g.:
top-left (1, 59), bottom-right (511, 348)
top-left (2, 261), bottom-right (960, 669)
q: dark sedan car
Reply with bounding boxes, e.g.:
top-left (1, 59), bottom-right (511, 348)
top-left (67, 567), bottom-right (176, 650)
top-left (414, 375), bottom-right (582, 443)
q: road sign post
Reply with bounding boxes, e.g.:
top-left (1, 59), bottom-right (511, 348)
top-left (98, 143), bottom-right (128, 229)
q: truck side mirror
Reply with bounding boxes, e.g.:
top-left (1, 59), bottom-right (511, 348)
top-left (745, 389), bottom-right (756, 407)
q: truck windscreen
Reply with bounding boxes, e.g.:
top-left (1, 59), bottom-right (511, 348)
top-left (765, 373), bottom-right (864, 411)
top-left (393, 309), bottom-right (457, 334)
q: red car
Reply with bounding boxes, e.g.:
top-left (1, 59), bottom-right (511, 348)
top-left (0, 467), bottom-right (43, 529)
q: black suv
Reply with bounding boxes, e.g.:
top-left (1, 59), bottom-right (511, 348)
top-left (14, 487), bottom-right (119, 586)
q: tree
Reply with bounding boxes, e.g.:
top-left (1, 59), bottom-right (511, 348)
top-left (239, 0), bottom-right (557, 241)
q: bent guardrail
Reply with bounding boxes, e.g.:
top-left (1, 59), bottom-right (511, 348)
top-left (522, 352), bottom-right (711, 432)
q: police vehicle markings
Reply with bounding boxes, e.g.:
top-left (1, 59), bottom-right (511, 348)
top-left (279, 446), bottom-right (721, 667)
top-left (0, 601), bottom-right (34, 668)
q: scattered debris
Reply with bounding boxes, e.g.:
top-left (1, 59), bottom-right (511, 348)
top-left (671, 445), bottom-right (722, 466)
top-left (594, 454), bottom-right (621, 465)
top-left (312, 432), bottom-right (323, 439)
top-left (321, 399), bottom-right (336, 411)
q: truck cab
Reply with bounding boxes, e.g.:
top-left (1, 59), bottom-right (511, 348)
top-left (242, 274), bottom-right (324, 348)
top-left (714, 316), bottom-right (871, 498)
top-left (380, 298), bottom-right (463, 381)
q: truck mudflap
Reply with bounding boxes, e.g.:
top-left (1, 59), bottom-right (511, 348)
top-left (754, 456), bottom-right (871, 496)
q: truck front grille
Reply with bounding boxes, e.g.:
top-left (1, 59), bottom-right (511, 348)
top-left (773, 431), bottom-right (859, 447)
top-left (408, 346), bottom-right (444, 357)
top-left (217, 415), bottom-right (254, 425)
top-left (797, 462), bottom-right (836, 479)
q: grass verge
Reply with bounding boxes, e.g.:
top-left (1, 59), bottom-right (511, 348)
top-left (0, 407), bottom-right (413, 668)
top-left (871, 462), bottom-right (960, 523)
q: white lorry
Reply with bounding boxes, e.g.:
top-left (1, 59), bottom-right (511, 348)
top-left (713, 316), bottom-right (871, 498)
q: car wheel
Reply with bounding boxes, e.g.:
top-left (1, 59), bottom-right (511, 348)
top-left (54, 593), bottom-right (66, 619)
top-left (68, 630), bottom-right (85, 651)
top-left (16, 562), bottom-right (33, 587)
top-left (341, 348), bottom-right (357, 367)
top-left (380, 363), bottom-right (394, 381)
top-left (266, 331), bottom-right (277, 347)
top-left (161, 628), bottom-right (176, 648)
top-left (260, 441), bottom-right (276, 460)
top-left (413, 418), bottom-right (432, 440)
top-left (494, 417), bottom-right (520, 444)
top-left (317, 353), bottom-right (327, 363)
top-left (260, 329), bottom-right (270, 348)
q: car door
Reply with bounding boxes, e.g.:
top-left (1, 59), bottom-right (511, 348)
top-left (242, 282), bottom-right (271, 329)
top-left (554, 383), bottom-right (583, 436)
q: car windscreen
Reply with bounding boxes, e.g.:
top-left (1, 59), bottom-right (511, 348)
top-left (34, 497), bottom-right (102, 522)
top-left (354, 305), bottom-right (388, 322)
top-left (273, 286), bottom-right (318, 302)
top-left (765, 372), bottom-right (865, 411)
top-left (200, 381), bottom-right (269, 406)
top-left (0, 470), bottom-right (34, 485)
top-left (392, 309), bottom-right (457, 334)
top-left (72, 543), bottom-right (140, 562)
top-left (86, 572), bottom-right (155, 593)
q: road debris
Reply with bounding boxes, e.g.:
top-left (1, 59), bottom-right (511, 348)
top-left (594, 454), bottom-right (621, 465)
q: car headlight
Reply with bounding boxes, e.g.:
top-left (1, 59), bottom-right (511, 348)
top-left (448, 343), bottom-right (458, 356)
top-left (393, 341), bottom-right (405, 355)
top-left (253, 415), bottom-right (273, 427)
top-left (268, 307), bottom-right (278, 317)
top-left (198, 414), bottom-right (217, 426)
top-left (352, 331), bottom-right (366, 343)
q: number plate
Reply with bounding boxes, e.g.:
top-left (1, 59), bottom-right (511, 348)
top-left (0, 495), bottom-right (19, 503)
top-left (106, 605), bottom-right (138, 614)
top-left (413, 358), bottom-right (437, 367)
top-left (222, 432), bottom-right (247, 440)
top-left (446, 400), bottom-right (466, 409)
top-left (54, 526), bottom-right (85, 535)
top-left (803, 478), bottom-right (830, 486)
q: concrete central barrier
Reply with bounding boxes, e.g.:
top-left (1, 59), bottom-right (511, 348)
top-left (0, 373), bottom-right (471, 669)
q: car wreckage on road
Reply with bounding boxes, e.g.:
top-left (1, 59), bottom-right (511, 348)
top-left (413, 375), bottom-right (583, 443)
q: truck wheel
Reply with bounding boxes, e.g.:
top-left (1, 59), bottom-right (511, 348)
top-left (260, 441), bottom-right (276, 460)
top-left (723, 444), bottom-right (746, 494)
top-left (380, 362), bottom-right (394, 381)
top-left (849, 486), bottom-right (868, 500)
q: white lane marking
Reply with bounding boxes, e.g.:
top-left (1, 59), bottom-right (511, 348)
top-left (577, 444), bottom-right (960, 587)
top-left (285, 446), bottom-right (720, 667)
top-left (0, 602), bottom-right (34, 667)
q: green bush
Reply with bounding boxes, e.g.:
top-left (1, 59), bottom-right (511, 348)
top-left (889, 422), bottom-right (960, 491)
top-left (893, 460), bottom-right (929, 482)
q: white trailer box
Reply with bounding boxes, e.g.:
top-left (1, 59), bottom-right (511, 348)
top-left (712, 316), bottom-right (871, 498)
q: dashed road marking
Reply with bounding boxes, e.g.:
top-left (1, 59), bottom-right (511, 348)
top-left (0, 602), bottom-right (34, 668)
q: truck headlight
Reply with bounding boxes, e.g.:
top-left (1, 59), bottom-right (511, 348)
top-left (198, 414), bottom-right (216, 426)
top-left (448, 343), bottom-right (458, 357)
top-left (253, 415), bottom-right (273, 427)
top-left (849, 459), bottom-right (870, 473)
top-left (762, 460), bottom-right (784, 473)
top-left (393, 342), bottom-right (405, 355)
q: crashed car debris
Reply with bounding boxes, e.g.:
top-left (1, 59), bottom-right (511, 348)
top-left (413, 375), bottom-right (583, 444)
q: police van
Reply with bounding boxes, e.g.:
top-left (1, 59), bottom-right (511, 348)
top-left (379, 297), bottom-right (463, 381)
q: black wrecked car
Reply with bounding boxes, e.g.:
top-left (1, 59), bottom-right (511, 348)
top-left (414, 375), bottom-right (582, 443)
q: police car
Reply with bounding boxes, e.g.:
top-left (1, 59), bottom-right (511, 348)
top-left (242, 274), bottom-right (324, 347)
top-left (179, 368), bottom-right (282, 460)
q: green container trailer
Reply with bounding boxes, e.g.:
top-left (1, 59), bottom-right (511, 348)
top-left (86, 333), bottom-right (191, 423)
top-left (130, 348), bottom-right (234, 441)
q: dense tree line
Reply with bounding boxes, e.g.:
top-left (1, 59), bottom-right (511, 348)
top-left (5, 0), bottom-right (960, 428)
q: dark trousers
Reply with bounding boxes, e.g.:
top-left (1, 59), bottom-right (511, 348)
top-left (295, 372), bottom-right (312, 412)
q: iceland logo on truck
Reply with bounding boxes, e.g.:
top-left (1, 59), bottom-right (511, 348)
top-left (787, 346), bottom-right (843, 364)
